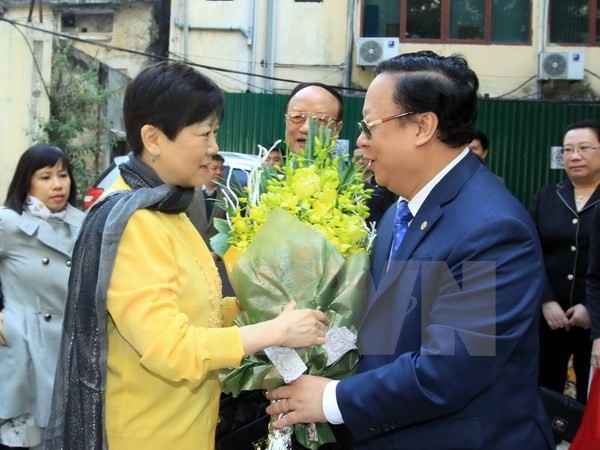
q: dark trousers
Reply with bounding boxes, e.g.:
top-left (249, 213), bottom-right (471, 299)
top-left (539, 320), bottom-right (592, 404)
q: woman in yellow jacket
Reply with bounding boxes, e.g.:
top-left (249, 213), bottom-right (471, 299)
top-left (45, 61), bottom-right (328, 450)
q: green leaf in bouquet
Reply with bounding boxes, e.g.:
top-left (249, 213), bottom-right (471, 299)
top-left (220, 353), bottom-right (283, 394)
top-left (213, 217), bottom-right (231, 235)
top-left (323, 251), bottom-right (370, 328)
top-left (229, 208), bottom-right (345, 324)
top-left (295, 422), bottom-right (336, 450)
top-left (338, 158), bottom-right (358, 191)
top-left (319, 344), bottom-right (360, 379)
top-left (304, 120), bottom-right (316, 162)
top-left (259, 164), bottom-right (281, 196)
top-left (300, 119), bottom-right (334, 165)
top-left (209, 221), bottom-right (231, 258)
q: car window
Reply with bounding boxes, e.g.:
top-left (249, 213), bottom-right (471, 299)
top-left (232, 168), bottom-right (248, 187)
top-left (222, 166), bottom-right (246, 193)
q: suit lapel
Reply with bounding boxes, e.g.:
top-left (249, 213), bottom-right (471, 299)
top-left (365, 152), bottom-right (481, 317)
top-left (210, 188), bottom-right (225, 222)
top-left (587, 187), bottom-right (600, 210)
top-left (371, 207), bottom-right (394, 287)
top-left (373, 203), bottom-right (442, 301)
top-left (193, 187), bottom-right (209, 228)
top-left (555, 180), bottom-right (600, 214)
top-left (186, 188), bottom-right (209, 238)
top-left (556, 181), bottom-right (576, 213)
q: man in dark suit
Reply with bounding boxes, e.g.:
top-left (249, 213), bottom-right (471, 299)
top-left (187, 153), bottom-right (234, 296)
top-left (266, 51), bottom-right (554, 449)
top-left (468, 129), bottom-right (506, 185)
top-left (187, 153), bottom-right (227, 248)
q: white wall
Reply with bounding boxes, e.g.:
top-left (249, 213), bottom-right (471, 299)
top-left (169, 0), bottom-right (350, 93)
top-left (0, 20), bottom-right (52, 203)
top-left (171, 0), bottom-right (600, 100)
top-left (62, 2), bottom-right (155, 77)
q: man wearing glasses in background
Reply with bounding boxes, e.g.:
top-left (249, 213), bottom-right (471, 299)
top-left (266, 51), bottom-right (554, 450)
top-left (284, 82), bottom-right (343, 153)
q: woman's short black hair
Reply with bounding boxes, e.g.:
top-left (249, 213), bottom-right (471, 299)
top-left (124, 60), bottom-right (225, 155)
top-left (5, 143), bottom-right (77, 213)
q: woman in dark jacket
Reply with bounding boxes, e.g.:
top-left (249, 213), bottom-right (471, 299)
top-left (530, 120), bottom-right (600, 404)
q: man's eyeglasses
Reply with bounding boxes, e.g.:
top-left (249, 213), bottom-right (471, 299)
top-left (357, 111), bottom-right (415, 139)
top-left (560, 145), bottom-right (600, 156)
top-left (285, 111), bottom-right (336, 126)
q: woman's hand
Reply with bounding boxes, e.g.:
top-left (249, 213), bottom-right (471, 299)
top-left (542, 301), bottom-right (570, 331)
top-left (566, 304), bottom-right (591, 329)
top-left (273, 301), bottom-right (328, 348)
top-left (0, 313), bottom-right (6, 346)
top-left (239, 301), bottom-right (328, 356)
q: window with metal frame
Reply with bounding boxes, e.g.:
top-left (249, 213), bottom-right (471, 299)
top-left (549, 0), bottom-right (599, 45)
top-left (362, 0), bottom-right (530, 44)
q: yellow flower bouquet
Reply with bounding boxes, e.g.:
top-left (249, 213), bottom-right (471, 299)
top-left (211, 121), bottom-right (375, 449)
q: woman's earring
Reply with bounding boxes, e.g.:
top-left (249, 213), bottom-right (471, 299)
top-left (151, 154), bottom-right (157, 163)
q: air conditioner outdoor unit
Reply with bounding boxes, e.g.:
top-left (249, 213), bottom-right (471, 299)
top-left (538, 52), bottom-right (585, 80)
top-left (356, 37), bottom-right (400, 66)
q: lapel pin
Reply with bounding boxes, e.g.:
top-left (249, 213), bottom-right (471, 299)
top-left (420, 221), bottom-right (427, 231)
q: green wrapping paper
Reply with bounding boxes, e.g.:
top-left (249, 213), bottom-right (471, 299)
top-left (220, 208), bottom-right (369, 449)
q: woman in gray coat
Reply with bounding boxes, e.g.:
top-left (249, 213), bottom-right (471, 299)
top-left (0, 144), bottom-right (84, 450)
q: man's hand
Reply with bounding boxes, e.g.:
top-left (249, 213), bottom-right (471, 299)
top-left (266, 375), bottom-right (330, 428)
top-left (565, 304), bottom-right (591, 329)
top-left (542, 301), bottom-right (570, 331)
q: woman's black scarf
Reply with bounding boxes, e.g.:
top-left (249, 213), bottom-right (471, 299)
top-left (45, 154), bottom-right (194, 449)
